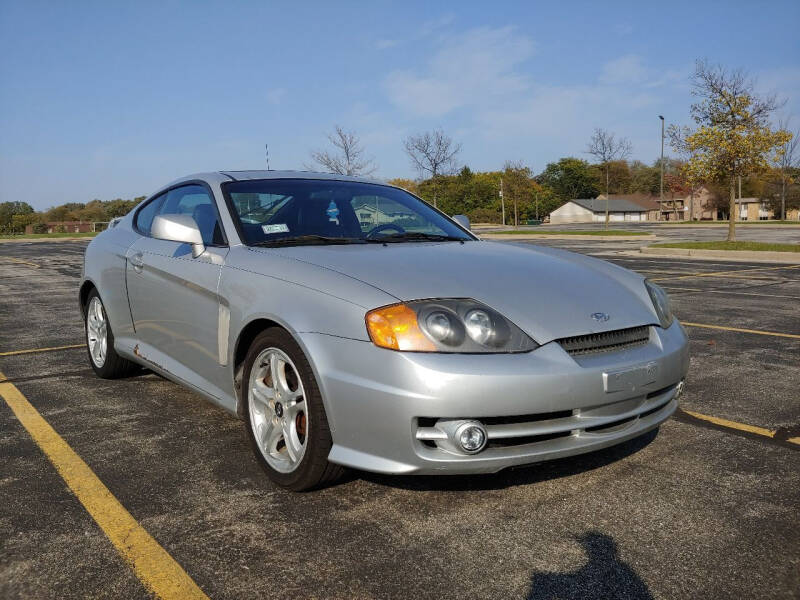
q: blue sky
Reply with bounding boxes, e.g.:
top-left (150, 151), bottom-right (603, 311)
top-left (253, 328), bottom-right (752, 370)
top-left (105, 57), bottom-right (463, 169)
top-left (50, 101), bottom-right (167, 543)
top-left (1, 0), bottom-right (799, 209)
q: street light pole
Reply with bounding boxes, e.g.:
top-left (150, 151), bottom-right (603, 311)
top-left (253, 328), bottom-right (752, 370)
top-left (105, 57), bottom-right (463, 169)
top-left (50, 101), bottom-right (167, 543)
top-left (658, 115), bottom-right (665, 221)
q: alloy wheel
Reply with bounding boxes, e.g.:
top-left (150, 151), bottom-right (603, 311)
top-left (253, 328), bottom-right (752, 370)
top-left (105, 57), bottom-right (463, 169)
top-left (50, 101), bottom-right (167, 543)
top-left (86, 296), bottom-right (108, 368)
top-left (248, 347), bottom-right (308, 473)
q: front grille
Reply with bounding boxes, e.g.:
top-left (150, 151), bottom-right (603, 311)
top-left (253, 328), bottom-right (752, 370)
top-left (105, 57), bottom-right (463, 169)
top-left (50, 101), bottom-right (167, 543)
top-left (558, 326), bottom-right (650, 356)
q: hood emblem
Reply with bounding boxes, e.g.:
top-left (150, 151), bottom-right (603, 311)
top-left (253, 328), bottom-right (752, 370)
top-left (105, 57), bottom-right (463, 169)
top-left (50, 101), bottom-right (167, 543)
top-left (591, 312), bottom-right (610, 322)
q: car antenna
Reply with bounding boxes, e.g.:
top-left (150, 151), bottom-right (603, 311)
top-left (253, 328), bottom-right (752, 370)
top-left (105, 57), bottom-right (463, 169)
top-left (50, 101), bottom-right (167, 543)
top-left (265, 143), bottom-right (271, 170)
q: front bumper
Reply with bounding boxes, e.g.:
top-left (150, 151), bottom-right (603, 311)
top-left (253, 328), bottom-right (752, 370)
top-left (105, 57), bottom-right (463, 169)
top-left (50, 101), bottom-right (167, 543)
top-left (298, 321), bottom-right (689, 475)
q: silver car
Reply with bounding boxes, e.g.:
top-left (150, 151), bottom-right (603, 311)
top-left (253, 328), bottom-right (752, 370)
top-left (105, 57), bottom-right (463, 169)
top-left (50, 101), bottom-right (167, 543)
top-left (81, 171), bottom-right (689, 490)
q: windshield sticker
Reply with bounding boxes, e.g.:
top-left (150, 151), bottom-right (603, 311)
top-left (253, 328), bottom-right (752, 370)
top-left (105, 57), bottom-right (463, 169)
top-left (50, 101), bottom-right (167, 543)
top-left (262, 223), bottom-right (289, 234)
top-left (326, 201), bottom-right (340, 224)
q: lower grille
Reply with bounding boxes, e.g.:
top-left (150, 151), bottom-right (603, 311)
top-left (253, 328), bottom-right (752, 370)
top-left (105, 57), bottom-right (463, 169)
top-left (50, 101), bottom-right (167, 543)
top-left (558, 326), bottom-right (650, 356)
top-left (415, 383), bottom-right (677, 452)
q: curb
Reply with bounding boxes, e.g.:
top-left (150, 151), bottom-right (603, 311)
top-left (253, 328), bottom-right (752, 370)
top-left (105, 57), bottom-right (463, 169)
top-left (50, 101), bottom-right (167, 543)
top-left (0, 236), bottom-right (96, 244)
top-left (482, 234), bottom-right (657, 241)
top-left (639, 246), bottom-right (800, 264)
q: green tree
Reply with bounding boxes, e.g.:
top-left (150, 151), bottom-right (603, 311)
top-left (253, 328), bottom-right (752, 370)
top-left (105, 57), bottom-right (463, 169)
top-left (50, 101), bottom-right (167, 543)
top-left (76, 199), bottom-right (108, 222)
top-left (629, 161), bottom-right (660, 195)
top-left (12, 213), bottom-right (39, 232)
top-left (537, 157), bottom-right (599, 201)
top-left (0, 201), bottom-right (35, 233)
top-left (503, 161), bottom-right (534, 226)
top-left (44, 205), bottom-right (75, 222)
top-left (386, 179), bottom-right (419, 196)
top-left (675, 60), bottom-right (791, 240)
top-left (590, 160), bottom-right (632, 196)
top-left (105, 197), bottom-right (141, 218)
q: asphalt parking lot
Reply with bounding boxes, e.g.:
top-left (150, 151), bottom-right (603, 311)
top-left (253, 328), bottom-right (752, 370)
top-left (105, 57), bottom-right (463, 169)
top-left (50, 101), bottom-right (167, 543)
top-left (1, 238), bottom-right (798, 599)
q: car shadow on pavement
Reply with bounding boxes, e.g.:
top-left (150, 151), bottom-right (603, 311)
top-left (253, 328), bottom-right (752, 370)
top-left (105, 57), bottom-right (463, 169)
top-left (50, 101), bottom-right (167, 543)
top-left (526, 531), bottom-right (653, 600)
top-left (359, 429), bottom-right (658, 492)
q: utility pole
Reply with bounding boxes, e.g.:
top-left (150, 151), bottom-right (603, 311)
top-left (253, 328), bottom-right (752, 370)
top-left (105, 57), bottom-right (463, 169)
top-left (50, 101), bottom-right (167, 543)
top-left (658, 115), bottom-right (665, 220)
top-left (499, 178), bottom-right (505, 226)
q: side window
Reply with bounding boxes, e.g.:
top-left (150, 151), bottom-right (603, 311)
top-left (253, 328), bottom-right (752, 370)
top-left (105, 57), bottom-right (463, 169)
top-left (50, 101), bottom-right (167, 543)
top-left (159, 185), bottom-right (225, 246)
top-left (134, 193), bottom-right (167, 236)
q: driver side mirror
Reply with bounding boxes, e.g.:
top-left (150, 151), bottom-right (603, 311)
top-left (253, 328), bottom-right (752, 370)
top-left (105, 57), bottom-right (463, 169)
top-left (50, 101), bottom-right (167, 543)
top-left (151, 214), bottom-right (205, 258)
top-left (452, 214), bottom-right (471, 230)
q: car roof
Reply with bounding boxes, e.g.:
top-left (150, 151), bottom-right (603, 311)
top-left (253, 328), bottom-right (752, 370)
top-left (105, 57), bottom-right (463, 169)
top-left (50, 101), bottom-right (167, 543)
top-left (165, 170), bottom-right (388, 188)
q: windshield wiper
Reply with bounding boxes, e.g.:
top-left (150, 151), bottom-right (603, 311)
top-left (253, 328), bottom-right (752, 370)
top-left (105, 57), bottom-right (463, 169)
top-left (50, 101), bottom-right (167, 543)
top-left (366, 232), bottom-right (467, 243)
top-left (252, 235), bottom-right (366, 247)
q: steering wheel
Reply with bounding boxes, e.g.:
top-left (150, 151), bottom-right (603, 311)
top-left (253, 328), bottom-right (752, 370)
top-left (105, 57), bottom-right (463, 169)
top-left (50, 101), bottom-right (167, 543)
top-left (366, 223), bottom-right (406, 238)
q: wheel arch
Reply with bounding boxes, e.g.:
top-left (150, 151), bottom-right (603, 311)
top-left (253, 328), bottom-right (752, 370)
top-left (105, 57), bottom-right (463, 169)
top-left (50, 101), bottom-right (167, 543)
top-left (79, 279), bottom-right (98, 318)
top-left (231, 317), bottom-right (337, 435)
top-left (233, 317), bottom-right (294, 418)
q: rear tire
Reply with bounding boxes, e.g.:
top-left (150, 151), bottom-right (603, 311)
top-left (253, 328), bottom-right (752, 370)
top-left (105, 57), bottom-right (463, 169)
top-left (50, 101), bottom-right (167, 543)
top-left (243, 328), bottom-right (343, 491)
top-left (84, 289), bottom-right (138, 379)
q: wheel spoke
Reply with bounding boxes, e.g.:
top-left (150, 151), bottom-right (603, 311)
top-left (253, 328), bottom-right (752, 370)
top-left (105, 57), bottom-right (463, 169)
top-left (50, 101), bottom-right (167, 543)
top-left (251, 379), bottom-right (275, 406)
top-left (94, 299), bottom-right (104, 323)
top-left (285, 398), bottom-right (304, 419)
top-left (283, 421), bottom-right (299, 462)
top-left (266, 421), bottom-right (283, 454)
top-left (270, 353), bottom-right (290, 397)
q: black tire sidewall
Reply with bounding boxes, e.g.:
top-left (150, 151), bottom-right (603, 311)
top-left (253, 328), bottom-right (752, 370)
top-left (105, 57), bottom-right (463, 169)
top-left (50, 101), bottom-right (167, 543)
top-left (84, 289), bottom-right (133, 378)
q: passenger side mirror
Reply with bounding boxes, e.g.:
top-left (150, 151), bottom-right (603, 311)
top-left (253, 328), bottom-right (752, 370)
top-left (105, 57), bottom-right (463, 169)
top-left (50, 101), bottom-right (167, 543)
top-left (151, 214), bottom-right (206, 258)
top-left (452, 214), bottom-right (471, 230)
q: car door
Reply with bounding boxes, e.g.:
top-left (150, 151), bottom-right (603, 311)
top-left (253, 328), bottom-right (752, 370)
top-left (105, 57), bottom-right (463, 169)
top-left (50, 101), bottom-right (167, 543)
top-left (125, 183), bottom-right (230, 399)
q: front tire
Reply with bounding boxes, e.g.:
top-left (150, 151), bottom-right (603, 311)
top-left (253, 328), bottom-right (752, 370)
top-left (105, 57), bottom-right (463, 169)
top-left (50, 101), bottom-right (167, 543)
top-left (84, 289), bottom-right (138, 379)
top-left (243, 328), bottom-right (343, 491)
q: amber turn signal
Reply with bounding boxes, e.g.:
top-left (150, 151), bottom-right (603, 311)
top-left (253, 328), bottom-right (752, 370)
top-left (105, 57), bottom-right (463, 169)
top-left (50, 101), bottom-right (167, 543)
top-left (365, 303), bottom-right (436, 351)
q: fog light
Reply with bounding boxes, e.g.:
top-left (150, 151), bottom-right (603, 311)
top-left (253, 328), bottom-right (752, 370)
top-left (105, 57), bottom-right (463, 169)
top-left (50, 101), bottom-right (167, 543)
top-left (456, 422), bottom-right (487, 453)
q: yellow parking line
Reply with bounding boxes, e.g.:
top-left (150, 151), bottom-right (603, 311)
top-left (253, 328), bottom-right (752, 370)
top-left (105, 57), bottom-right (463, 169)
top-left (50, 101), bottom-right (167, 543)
top-left (0, 369), bottom-right (209, 600)
top-left (681, 322), bottom-right (800, 340)
top-left (0, 343), bottom-right (86, 357)
top-left (681, 409), bottom-right (800, 445)
top-left (0, 256), bottom-right (40, 268)
top-left (651, 263), bottom-right (800, 282)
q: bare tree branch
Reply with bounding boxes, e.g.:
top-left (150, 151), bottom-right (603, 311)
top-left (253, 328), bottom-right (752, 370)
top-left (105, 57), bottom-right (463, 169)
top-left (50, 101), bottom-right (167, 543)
top-left (586, 128), bottom-right (632, 228)
top-left (403, 128), bottom-right (462, 179)
top-left (306, 126), bottom-right (377, 176)
top-left (772, 116), bottom-right (799, 220)
top-left (586, 128), bottom-right (632, 165)
top-left (690, 59), bottom-right (784, 129)
top-left (402, 128), bottom-right (462, 208)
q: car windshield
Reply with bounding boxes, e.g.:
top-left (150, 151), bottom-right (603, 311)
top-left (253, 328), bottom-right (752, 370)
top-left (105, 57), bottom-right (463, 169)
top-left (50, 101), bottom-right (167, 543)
top-left (222, 179), bottom-right (474, 246)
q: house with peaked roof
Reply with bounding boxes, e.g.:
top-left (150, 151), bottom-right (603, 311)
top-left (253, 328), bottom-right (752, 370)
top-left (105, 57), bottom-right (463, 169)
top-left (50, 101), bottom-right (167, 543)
top-left (549, 197), bottom-right (656, 224)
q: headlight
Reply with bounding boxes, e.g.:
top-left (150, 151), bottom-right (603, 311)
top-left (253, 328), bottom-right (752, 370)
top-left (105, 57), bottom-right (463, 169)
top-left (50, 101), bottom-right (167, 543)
top-left (366, 299), bottom-right (538, 353)
top-left (645, 280), bottom-right (673, 328)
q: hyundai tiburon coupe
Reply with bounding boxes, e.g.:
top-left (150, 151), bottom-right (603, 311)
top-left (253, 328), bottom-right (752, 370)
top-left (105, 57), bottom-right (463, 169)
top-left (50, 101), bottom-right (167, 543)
top-left (81, 171), bottom-right (688, 490)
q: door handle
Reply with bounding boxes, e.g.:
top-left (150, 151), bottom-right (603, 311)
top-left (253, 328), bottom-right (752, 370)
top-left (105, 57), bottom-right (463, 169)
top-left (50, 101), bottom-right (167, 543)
top-left (130, 253), bottom-right (144, 272)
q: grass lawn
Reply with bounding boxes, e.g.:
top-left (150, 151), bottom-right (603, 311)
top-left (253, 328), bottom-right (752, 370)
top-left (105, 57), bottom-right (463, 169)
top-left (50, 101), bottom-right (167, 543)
top-left (490, 229), bottom-right (649, 236)
top-left (652, 241), bottom-right (800, 252)
top-left (0, 232), bottom-right (99, 240)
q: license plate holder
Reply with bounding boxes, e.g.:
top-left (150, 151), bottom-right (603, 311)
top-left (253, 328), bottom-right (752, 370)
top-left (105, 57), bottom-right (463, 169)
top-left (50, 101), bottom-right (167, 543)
top-left (603, 362), bottom-right (659, 393)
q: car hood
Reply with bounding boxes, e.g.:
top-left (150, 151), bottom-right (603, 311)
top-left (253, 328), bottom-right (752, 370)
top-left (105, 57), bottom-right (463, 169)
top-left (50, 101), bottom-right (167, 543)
top-left (263, 241), bottom-right (660, 344)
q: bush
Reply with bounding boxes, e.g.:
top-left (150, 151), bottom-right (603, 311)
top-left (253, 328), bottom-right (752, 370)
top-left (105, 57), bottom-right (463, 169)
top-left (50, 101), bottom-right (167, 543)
top-left (54, 224), bottom-right (67, 233)
top-left (468, 207), bottom-right (502, 224)
top-left (32, 223), bottom-right (48, 234)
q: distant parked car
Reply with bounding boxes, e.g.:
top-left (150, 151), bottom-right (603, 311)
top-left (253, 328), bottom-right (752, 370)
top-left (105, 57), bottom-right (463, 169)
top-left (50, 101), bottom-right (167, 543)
top-left (80, 171), bottom-right (689, 490)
